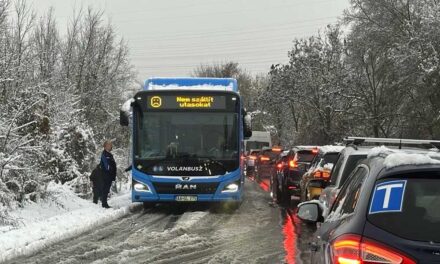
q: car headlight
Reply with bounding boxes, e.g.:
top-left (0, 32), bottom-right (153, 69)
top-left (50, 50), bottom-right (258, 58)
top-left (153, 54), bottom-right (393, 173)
top-left (222, 182), bottom-right (240, 193)
top-left (133, 182), bottom-right (151, 192)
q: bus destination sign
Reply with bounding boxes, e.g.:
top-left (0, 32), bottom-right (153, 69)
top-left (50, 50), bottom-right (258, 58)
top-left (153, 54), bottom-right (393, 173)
top-left (147, 95), bottom-right (226, 110)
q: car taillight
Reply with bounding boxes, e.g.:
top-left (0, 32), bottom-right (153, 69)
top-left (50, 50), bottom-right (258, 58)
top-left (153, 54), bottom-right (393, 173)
top-left (260, 156), bottom-right (270, 161)
top-left (331, 234), bottom-right (416, 264)
top-left (249, 155), bottom-right (257, 160)
top-left (289, 159), bottom-right (298, 169)
top-left (314, 170), bottom-right (331, 179)
top-left (276, 162), bottom-right (284, 169)
top-left (314, 170), bottom-right (323, 178)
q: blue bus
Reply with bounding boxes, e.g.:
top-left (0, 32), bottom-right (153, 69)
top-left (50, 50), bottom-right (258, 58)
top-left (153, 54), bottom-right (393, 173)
top-left (120, 78), bottom-right (252, 208)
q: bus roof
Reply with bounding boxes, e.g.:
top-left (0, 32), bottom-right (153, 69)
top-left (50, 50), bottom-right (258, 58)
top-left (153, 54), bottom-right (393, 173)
top-left (144, 77), bottom-right (238, 92)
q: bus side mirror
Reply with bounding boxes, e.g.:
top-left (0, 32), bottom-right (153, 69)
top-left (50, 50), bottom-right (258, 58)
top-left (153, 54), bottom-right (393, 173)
top-left (120, 98), bottom-right (134, 126)
top-left (120, 110), bottom-right (129, 126)
top-left (244, 113), bottom-right (252, 139)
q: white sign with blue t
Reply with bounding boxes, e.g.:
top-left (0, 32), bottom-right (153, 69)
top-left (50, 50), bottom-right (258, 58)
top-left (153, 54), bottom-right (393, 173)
top-left (369, 180), bottom-right (407, 214)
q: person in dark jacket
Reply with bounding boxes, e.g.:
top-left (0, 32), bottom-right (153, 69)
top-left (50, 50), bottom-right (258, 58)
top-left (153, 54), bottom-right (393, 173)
top-left (100, 140), bottom-right (117, 208)
top-left (90, 164), bottom-right (104, 204)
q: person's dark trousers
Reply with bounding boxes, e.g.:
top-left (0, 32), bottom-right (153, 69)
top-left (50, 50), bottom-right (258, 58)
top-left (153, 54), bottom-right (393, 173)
top-left (92, 185), bottom-right (102, 204)
top-left (101, 180), bottom-right (113, 208)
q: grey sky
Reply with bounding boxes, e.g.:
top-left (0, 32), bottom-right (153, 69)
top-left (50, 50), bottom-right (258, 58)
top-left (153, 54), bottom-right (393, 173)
top-left (30, 0), bottom-right (349, 78)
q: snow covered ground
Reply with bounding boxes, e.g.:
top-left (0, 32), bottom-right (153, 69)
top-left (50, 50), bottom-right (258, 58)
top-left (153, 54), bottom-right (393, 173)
top-left (3, 180), bottom-right (318, 264)
top-left (0, 182), bottom-right (137, 263)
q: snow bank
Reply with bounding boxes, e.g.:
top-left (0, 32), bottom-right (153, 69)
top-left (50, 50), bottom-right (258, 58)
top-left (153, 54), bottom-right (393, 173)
top-left (0, 182), bottom-right (136, 263)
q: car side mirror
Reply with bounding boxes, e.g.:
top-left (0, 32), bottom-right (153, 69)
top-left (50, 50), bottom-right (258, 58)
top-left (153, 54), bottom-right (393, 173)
top-left (297, 202), bottom-right (324, 223)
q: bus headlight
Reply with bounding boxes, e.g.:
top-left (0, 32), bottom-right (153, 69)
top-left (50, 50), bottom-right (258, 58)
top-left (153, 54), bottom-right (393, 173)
top-left (133, 182), bottom-right (151, 192)
top-left (222, 182), bottom-right (240, 193)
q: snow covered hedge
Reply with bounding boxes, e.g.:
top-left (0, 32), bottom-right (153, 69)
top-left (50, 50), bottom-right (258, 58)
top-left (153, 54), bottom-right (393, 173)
top-left (0, 2), bottom-right (134, 224)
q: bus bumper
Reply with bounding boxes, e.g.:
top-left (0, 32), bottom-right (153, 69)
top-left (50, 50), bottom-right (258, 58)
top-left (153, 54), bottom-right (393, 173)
top-left (131, 169), bottom-right (243, 203)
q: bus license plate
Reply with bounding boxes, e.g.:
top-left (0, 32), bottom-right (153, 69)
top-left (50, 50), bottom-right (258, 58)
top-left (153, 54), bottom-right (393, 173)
top-left (175, 195), bottom-right (198, 202)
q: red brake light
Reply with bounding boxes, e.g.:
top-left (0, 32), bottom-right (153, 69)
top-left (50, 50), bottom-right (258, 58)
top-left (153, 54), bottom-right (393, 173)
top-left (337, 257), bottom-right (361, 264)
top-left (312, 148), bottom-right (319, 154)
top-left (276, 162), bottom-right (284, 169)
top-left (289, 159), bottom-right (298, 168)
top-left (272, 147), bottom-right (282, 152)
top-left (249, 155), bottom-right (257, 160)
top-left (332, 234), bottom-right (416, 264)
top-left (313, 170), bottom-right (323, 178)
top-left (314, 169), bottom-right (331, 179)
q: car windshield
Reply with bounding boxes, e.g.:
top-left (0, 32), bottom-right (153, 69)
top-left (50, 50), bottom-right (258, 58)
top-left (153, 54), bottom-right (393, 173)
top-left (368, 173), bottom-right (440, 243)
top-left (134, 111), bottom-right (239, 175)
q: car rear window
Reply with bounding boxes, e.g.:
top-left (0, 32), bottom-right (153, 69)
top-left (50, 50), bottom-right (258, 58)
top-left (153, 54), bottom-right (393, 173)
top-left (250, 150), bottom-right (260, 155)
top-left (368, 173), bottom-right (440, 243)
top-left (246, 141), bottom-right (269, 151)
top-left (322, 153), bottom-right (339, 165)
top-left (297, 151), bottom-right (316, 162)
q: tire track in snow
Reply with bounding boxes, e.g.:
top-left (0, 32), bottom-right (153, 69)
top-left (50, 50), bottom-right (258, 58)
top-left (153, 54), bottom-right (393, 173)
top-left (7, 181), bottom-right (302, 264)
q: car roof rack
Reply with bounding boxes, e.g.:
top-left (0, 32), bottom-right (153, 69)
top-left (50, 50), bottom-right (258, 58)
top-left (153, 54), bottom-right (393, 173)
top-left (343, 137), bottom-right (440, 150)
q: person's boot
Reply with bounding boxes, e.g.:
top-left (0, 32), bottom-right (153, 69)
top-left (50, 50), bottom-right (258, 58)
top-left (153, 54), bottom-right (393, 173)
top-left (102, 204), bottom-right (111, 209)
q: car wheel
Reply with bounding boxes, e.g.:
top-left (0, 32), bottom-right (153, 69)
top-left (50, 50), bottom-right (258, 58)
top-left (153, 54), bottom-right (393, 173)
top-left (278, 183), bottom-right (290, 206)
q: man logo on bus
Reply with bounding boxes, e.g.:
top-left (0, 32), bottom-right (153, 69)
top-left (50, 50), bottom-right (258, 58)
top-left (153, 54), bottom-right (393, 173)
top-left (150, 96), bottom-right (162, 108)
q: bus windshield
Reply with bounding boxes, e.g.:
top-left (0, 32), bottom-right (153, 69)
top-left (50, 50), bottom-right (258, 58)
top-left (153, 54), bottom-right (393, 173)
top-left (134, 111), bottom-right (239, 175)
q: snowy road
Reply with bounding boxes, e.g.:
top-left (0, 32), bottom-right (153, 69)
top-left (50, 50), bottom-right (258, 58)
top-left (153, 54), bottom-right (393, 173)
top-left (6, 180), bottom-right (315, 264)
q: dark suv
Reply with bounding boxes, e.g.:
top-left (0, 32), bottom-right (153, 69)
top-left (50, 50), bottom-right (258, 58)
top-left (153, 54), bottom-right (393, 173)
top-left (255, 146), bottom-right (283, 182)
top-left (271, 146), bottom-right (318, 203)
top-left (298, 145), bottom-right (440, 264)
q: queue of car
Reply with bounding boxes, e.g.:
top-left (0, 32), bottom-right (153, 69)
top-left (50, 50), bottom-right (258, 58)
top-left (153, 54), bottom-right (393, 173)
top-left (245, 136), bottom-right (440, 263)
top-left (246, 144), bottom-right (342, 204)
top-left (296, 137), bottom-right (440, 264)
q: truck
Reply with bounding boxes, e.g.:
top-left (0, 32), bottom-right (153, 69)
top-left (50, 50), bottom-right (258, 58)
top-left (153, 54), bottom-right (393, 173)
top-left (244, 131), bottom-right (272, 153)
top-left (120, 77), bottom-right (252, 208)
